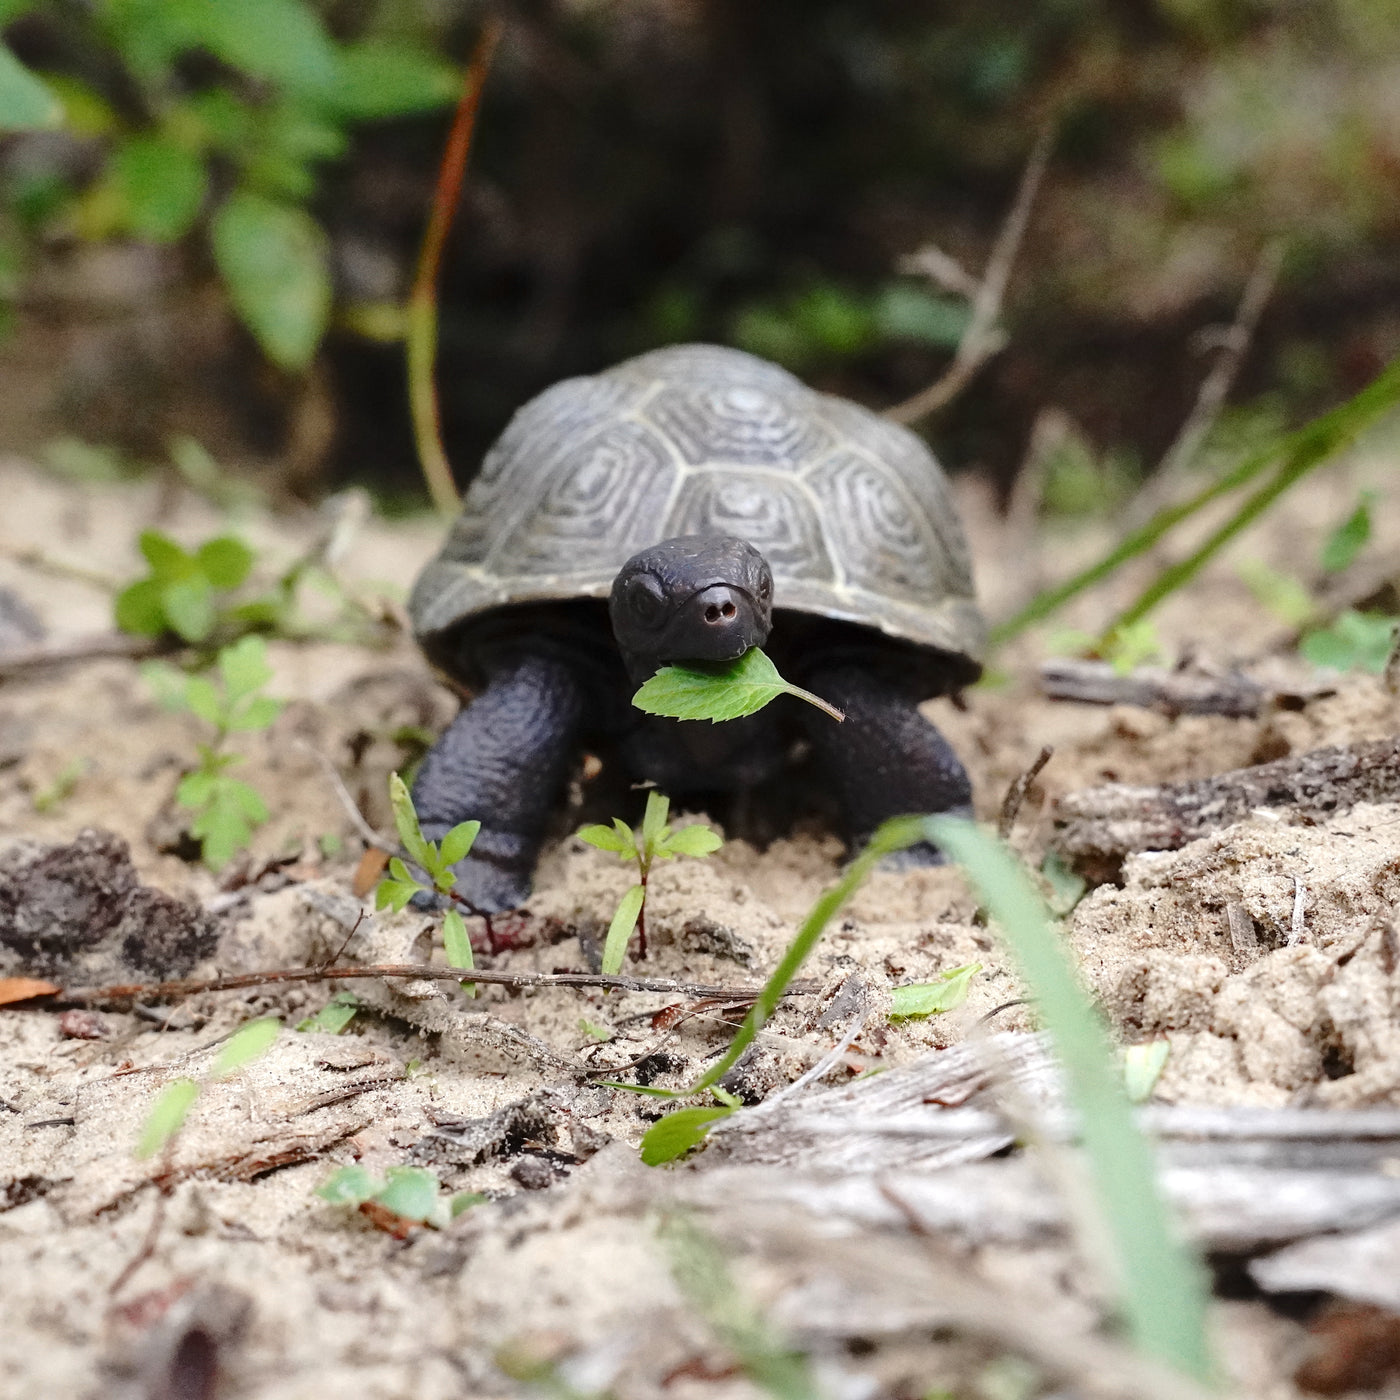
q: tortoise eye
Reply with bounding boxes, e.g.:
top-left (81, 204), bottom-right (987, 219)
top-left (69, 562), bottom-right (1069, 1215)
top-left (757, 572), bottom-right (773, 604)
top-left (626, 574), bottom-right (668, 628)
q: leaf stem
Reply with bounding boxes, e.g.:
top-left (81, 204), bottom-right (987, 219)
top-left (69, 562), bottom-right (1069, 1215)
top-left (407, 18), bottom-right (503, 516)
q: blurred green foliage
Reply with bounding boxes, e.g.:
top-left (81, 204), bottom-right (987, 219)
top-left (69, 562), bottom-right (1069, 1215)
top-left (0, 0), bottom-right (457, 369)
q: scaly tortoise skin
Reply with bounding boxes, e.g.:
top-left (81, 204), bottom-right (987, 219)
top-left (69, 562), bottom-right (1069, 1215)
top-left (409, 343), bottom-right (986, 913)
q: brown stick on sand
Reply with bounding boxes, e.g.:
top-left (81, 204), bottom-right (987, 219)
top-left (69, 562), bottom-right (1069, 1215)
top-left (1053, 734), bottom-right (1400, 865)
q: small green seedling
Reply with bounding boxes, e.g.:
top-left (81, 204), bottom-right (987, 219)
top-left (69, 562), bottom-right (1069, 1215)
top-left (317, 1164), bottom-right (484, 1235)
top-left (296, 991), bottom-right (360, 1034)
top-left (137, 1016), bottom-right (281, 1159)
top-left (374, 773), bottom-right (480, 991)
top-left (578, 790), bottom-right (722, 973)
top-left (116, 529), bottom-right (255, 643)
top-left (632, 646), bottom-right (843, 724)
top-left (143, 635), bottom-right (284, 869)
top-left (640, 1088), bottom-right (742, 1166)
top-left (888, 962), bottom-right (981, 1021)
top-left (1300, 609), bottom-right (1398, 674)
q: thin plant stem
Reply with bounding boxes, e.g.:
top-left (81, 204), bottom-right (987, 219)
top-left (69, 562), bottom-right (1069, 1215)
top-left (991, 351), bottom-right (1400, 645)
top-left (407, 17), bottom-right (504, 516)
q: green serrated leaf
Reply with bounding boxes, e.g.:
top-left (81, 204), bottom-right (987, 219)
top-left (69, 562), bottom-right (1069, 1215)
top-left (632, 647), bottom-right (843, 724)
top-left (577, 823), bottom-right (632, 855)
top-left (659, 824), bottom-right (722, 859)
top-left (161, 575), bottom-right (217, 642)
top-left (196, 535), bottom-right (255, 589)
top-left (176, 768), bottom-right (215, 808)
top-left (177, 0), bottom-right (338, 96)
top-left (442, 908), bottom-right (475, 996)
top-left (375, 878), bottom-right (420, 913)
top-left (210, 190), bottom-right (331, 371)
top-left (218, 634), bottom-right (273, 699)
top-left (211, 1016), bottom-right (280, 1076)
top-left (0, 43), bottom-right (62, 131)
top-left (296, 992), bottom-right (359, 1034)
top-left (111, 135), bottom-right (207, 242)
top-left (888, 962), bottom-right (982, 1021)
top-left (641, 789), bottom-right (670, 853)
top-left (373, 1165), bottom-right (441, 1224)
top-left (226, 696), bottom-right (282, 732)
top-left (639, 1104), bottom-right (735, 1166)
top-left (316, 1164), bottom-right (377, 1205)
top-left (180, 674), bottom-right (223, 725)
top-left (139, 529), bottom-right (192, 578)
top-left (115, 579), bottom-right (169, 636)
top-left (601, 883), bottom-right (645, 976)
top-left (439, 820), bottom-right (480, 868)
top-left (388, 773), bottom-right (433, 869)
top-left (329, 41), bottom-right (461, 120)
top-left (137, 1077), bottom-right (199, 1158)
top-left (218, 778), bottom-right (268, 823)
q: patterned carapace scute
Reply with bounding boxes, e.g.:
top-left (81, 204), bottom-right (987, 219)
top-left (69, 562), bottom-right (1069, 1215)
top-left (409, 343), bottom-right (985, 664)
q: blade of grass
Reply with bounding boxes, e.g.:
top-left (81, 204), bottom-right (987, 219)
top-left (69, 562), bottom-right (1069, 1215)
top-left (1101, 366), bottom-right (1400, 640)
top-left (991, 352), bottom-right (1400, 645)
top-left (925, 816), bottom-right (1214, 1383)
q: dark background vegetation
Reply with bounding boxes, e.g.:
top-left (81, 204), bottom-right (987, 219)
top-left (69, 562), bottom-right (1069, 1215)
top-left (3, 0), bottom-right (1398, 507)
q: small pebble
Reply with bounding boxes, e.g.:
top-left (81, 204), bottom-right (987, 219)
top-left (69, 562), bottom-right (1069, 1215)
top-left (57, 1009), bottom-right (109, 1041)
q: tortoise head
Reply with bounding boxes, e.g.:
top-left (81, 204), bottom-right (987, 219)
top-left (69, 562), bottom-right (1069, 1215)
top-left (609, 535), bottom-right (773, 679)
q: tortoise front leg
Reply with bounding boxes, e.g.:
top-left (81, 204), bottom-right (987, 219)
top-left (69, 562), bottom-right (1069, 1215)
top-left (411, 652), bottom-right (585, 912)
top-left (795, 664), bottom-right (971, 862)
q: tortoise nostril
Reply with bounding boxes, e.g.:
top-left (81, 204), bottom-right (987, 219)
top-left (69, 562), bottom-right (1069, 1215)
top-left (704, 605), bottom-right (721, 622)
top-left (721, 602), bottom-right (736, 619)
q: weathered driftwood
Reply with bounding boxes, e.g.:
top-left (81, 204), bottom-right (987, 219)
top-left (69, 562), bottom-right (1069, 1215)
top-left (1053, 734), bottom-right (1400, 863)
top-left (1039, 658), bottom-right (1271, 717)
top-left (693, 1034), bottom-right (1400, 1257)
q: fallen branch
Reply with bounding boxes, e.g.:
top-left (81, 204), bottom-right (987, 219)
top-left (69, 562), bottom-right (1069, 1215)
top-left (886, 126), bottom-right (1052, 425)
top-left (54, 962), bottom-right (820, 1009)
top-left (998, 744), bottom-right (1054, 838)
top-left (1054, 734), bottom-right (1400, 864)
top-left (0, 632), bottom-right (160, 678)
top-left (1039, 658), bottom-right (1274, 717)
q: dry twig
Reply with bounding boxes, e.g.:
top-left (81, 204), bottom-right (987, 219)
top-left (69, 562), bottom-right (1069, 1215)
top-left (0, 632), bottom-right (159, 678)
top-left (886, 127), bottom-right (1052, 425)
top-left (998, 745), bottom-right (1055, 839)
top-left (56, 962), bottom-right (818, 1009)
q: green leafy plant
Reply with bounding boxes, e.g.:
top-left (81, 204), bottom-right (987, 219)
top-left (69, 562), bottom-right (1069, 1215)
top-left (115, 520), bottom-right (389, 650)
top-left (3, 2), bottom-right (460, 369)
top-left (632, 647), bottom-right (843, 724)
top-left (142, 635), bottom-right (284, 869)
top-left (640, 1088), bottom-right (743, 1167)
top-left (296, 991), bottom-right (360, 1034)
top-left (138, 1016), bottom-right (281, 1158)
top-left (374, 773), bottom-right (480, 991)
top-left (317, 1163), bottom-right (483, 1233)
top-left (1123, 1040), bottom-right (1171, 1103)
top-left (116, 529), bottom-right (255, 643)
top-left (577, 790), bottom-right (722, 973)
top-left (888, 962), bottom-right (981, 1021)
top-left (1300, 609), bottom-right (1398, 674)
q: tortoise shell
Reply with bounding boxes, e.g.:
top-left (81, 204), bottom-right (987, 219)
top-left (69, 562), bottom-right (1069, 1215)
top-left (410, 343), bottom-right (985, 671)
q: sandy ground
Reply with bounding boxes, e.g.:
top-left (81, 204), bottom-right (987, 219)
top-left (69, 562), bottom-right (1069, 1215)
top-left (1, 441), bottom-right (1399, 1399)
